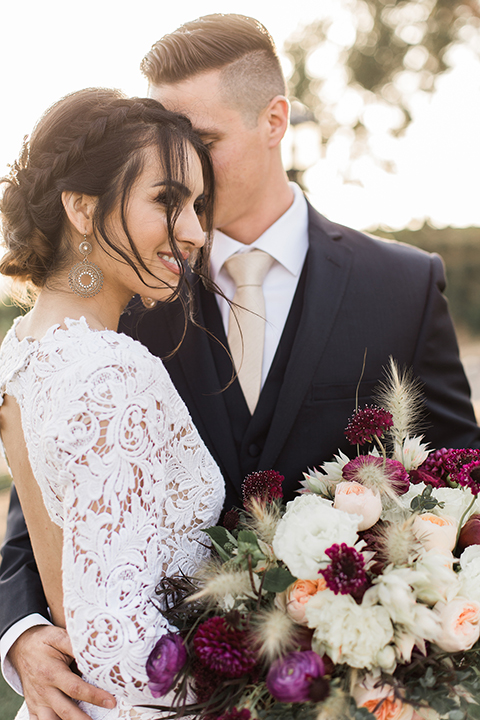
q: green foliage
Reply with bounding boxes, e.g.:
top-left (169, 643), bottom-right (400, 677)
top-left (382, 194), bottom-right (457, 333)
top-left (262, 566), bottom-right (297, 593)
top-left (0, 671), bottom-right (23, 719)
top-left (283, 1), bottom-right (480, 176)
top-left (410, 485), bottom-right (445, 513)
top-left (0, 298), bottom-right (22, 341)
top-left (386, 645), bottom-right (480, 719)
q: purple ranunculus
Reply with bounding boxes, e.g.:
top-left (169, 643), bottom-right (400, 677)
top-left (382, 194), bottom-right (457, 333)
top-left (266, 651), bottom-right (325, 703)
top-left (146, 632), bottom-right (187, 697)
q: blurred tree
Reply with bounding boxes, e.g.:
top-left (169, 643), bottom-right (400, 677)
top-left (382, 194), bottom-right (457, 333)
top-left (283, 0), bottom-right (480, 179)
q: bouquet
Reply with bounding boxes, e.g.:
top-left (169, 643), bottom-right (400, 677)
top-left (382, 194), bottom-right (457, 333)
top-left (144, 360), bottom-right (480, 720)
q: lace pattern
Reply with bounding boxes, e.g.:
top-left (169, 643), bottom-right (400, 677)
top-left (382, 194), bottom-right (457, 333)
top-left (0, 318), bottom-right (225, 719)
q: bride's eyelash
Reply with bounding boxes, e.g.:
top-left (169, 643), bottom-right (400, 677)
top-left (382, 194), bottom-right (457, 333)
top-left (194, 195), bottom-right (206, 215)
top-left (155, 190), bottom-right (183, 207)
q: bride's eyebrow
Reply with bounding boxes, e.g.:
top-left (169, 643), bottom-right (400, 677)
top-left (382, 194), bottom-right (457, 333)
top-left (152, 179), bottom-right (191, 196)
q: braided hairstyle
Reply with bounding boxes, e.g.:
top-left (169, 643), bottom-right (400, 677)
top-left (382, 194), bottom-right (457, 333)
top-left (0, 87), bottom-right (215, 306)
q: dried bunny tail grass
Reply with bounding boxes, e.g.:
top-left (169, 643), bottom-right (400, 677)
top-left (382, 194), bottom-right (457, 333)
top-left (250, 607), bottom-right (297, 663)
top-left (376, 516), bottom-right (422, 567)
top-left (374, 358), bottom-right (424, 448)
top-left (314, 686), bottom-right (350, 720)
top-left (189, 561), bottom-right (253, 604)
top-left (244, 497), bottom-right (283, 544)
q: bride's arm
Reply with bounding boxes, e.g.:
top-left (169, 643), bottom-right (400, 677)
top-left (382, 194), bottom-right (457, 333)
top-left (55, 347), bottom-right (221, 703)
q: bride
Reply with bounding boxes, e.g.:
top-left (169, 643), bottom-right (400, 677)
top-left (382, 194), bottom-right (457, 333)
top-left (0, 88), bottom-right (225, 719)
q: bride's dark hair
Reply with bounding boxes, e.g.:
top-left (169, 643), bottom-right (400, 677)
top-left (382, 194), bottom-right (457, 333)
top-left (0, 87), bottom-right (215, 308)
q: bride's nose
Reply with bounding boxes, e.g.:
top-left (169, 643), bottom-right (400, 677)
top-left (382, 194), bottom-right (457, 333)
top-left (176, 207), bottom-right (206, 250)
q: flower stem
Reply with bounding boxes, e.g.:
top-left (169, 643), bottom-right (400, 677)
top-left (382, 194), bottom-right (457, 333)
top-left (247, 554), bottom-right (258, 597)
top-left (374, 434), bottom-right (387, 469)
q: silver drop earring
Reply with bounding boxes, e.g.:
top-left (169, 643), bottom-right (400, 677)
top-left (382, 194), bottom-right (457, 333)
top-left (68, 236), bottom-right (104, 298)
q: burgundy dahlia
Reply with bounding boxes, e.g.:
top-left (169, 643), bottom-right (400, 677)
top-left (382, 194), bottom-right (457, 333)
top-left (242, 470), bottom-right (284, 506)
top-left (146, 632), bottom-right (187, 697)
top-left (409, 467), bottom-right (447, 489)
top-left (193, 616), bottom-right (257, 678)
top-left (320, 543), bottom-right (368, 599)
top-left (344, 405), bottom-right (393, 446)
top-left (266, 651), bottom-right (325, 703)
top-left (455, 460), bottom-right (480, 495)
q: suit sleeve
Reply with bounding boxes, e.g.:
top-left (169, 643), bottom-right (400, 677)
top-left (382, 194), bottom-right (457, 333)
top-left (0, 485), bottom-right (49, 639)
top-left (413, 253), bottom-right (480, 449)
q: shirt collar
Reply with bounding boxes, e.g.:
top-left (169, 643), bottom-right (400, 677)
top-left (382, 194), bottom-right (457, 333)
top-left (210, 183), bottom-right (309, 283)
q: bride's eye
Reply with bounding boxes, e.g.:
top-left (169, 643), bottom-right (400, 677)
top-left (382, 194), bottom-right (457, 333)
top-left (194, 195), bottom-right (206, 215)
top-left (155, 190), bottom-right (183, 207)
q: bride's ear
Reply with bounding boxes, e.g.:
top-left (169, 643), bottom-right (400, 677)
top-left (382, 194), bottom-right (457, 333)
top-left (61, 191), bottom-right (97, 236)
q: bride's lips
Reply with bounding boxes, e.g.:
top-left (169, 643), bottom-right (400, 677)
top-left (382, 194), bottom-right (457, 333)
top-left (157, 251), bottom-right (189, 275)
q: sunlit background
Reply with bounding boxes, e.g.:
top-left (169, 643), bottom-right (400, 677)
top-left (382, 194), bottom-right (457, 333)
top-left (1, 0), bottom-right (480, 233)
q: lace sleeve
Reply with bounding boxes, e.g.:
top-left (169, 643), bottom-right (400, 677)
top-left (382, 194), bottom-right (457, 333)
top-left (55, 344), bottom-right (223, 703)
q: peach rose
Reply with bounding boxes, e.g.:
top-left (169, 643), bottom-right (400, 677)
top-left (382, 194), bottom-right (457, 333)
top-left (353, 676), bottom-right (414, 720)
top-left (412, 513), bottom-right (457, 553)
top-left (334, 481), bottom-right (382, 531)
top-left (434, 598), bottom-right (480, 652)
top-left (286, 579), bottom-right (324, 625)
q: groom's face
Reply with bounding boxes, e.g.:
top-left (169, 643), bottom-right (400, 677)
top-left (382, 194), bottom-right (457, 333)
top-left (149, 70), bottom-right (271, 243)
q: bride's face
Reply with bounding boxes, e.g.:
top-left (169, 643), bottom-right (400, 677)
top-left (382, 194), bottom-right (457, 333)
top-left (99, 144), bottom-right (206, 306)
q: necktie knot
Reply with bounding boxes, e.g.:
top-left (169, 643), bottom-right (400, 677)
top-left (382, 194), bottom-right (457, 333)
top-left (224, 250), bottom-right (274, 288)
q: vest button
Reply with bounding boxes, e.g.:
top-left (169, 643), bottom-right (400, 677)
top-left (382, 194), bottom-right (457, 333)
top-left (248, 444), bottom-right (261, 457)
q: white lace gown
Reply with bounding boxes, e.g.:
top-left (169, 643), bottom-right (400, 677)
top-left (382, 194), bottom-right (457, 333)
top-left (0, 317), bottom-right (225, 719)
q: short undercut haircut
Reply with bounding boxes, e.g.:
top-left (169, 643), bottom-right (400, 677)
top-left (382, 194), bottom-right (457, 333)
top-left (141, 14), bottom-right (287, 127)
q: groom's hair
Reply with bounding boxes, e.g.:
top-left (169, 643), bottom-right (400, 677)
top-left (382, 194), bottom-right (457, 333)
top-left (141, 14), bottom-right (287, 127)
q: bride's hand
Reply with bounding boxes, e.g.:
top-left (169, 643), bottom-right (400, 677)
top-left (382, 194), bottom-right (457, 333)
top-left (8, 625), bottom-right (116, 719)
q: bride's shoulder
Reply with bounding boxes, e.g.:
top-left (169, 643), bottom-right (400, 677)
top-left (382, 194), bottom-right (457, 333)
top-left (2, 315), bottom-right (169, 391)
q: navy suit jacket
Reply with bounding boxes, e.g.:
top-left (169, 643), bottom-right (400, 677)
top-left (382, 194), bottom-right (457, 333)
top-left (1, 203), bottom-right (479, 637)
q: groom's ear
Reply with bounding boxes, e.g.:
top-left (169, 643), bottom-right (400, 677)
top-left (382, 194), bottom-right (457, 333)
top-left (263, 96), bottom-right (290, 148)
top-left (61, 191), bottom-right (97, 236)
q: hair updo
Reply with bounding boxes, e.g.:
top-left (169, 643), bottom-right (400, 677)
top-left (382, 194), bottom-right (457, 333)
top-left (0, 87), bottom-right (215, 301)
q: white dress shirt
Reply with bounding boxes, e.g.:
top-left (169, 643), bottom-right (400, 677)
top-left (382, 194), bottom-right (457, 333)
top-left (211, 183), bottom-right (309, 386)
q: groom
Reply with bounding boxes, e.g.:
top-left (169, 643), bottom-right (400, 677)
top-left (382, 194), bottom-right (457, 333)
top-left (1, 13), bottom-right (479, 720)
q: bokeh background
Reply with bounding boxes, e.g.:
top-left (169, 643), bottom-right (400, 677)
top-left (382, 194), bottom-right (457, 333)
top-left (1, 0), bottom-right (480, 714)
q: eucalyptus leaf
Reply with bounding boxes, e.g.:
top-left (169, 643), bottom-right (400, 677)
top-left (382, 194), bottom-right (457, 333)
top-left (262, 566), bottom-right (297, 592)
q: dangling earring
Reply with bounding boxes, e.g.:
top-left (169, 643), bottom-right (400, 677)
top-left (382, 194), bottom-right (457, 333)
top-left (140, 296), bottom-right (157, 309)
top-left (68, 235), bottom-right (104, 298)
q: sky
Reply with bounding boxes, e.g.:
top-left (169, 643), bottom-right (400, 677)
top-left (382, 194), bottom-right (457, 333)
top-left (1, 0), bottom-right (480, 231)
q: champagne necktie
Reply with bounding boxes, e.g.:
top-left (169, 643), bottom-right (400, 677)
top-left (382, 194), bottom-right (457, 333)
top-left (224, 250), bottom-right (274, 413)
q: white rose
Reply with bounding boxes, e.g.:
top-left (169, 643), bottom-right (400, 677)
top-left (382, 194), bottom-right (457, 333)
top-left (458, 545), bottom-right (480, 603)
top-left (412, 513), bottom-right (457, 553)
top-left (306, 590), bottom-right (394, 670)
top-left (431, 486), bottom-right (480, 525)
top-left (272, 494), bottom-right (360, 580)
top-left (434, 598), bottom-right (480, 652)
top-left (334, 481), bottom-right (382, 531)
top-left (412, 549), bottom-right (460, 604)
